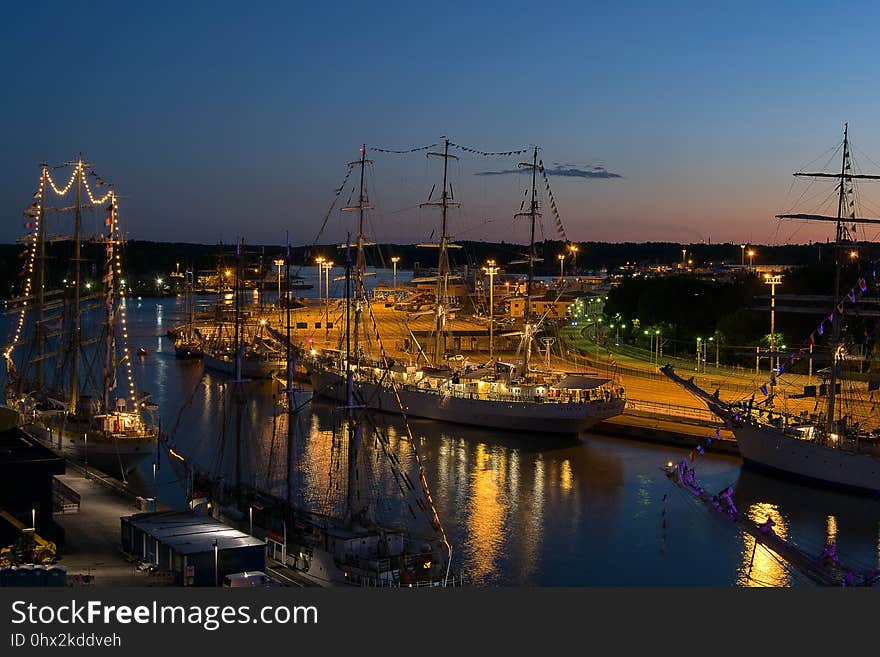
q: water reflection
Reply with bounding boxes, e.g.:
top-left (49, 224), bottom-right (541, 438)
top-left (733, 466), bottom-right (880, 585)
top-left (21, 296), bottom-right (880, 585)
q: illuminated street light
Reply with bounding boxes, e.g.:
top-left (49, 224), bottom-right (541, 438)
top-left (557, 253), bottom-right (565, 278)
top-left (273, 258), bottom-right (285, 308)
top-left (747, 249), bottom-right (756, 270)
top-left (567, 244), bottom-right (579, 271)
top-left (391, 256), bottom-right (400, 288)
top-left (765, 274), bottom-right (782, 375)
top-left (483, 259), bottom-right (500, 358)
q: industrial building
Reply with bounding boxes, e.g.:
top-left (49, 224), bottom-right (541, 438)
top-left (121, 510), bottom-right (266, 586)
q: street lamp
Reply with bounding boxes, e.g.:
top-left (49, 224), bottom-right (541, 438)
top-left (391, 256), bottom-right (400, 288)
top-left (740, 244), bottom-right (746, 267)
top-left (567, 244), bottom-right (579, 272)
top-left (315, 256), bottom-right (325, 309)
top-left (558, 253), bottom-right (565, 278)
top-left (765, 274), bottom-right (782, 375)
top-left (696, 337), bottom-right (702, 371)
top-left (747, 249), bottom-right (756, 270)
top-left (273, 258), bottom-right (285, 309)
top-left (321, 261), bottom-right (333, 332)
top-left (655, 328), bottom-right (661, 365)
top-left (483, 259), bottom-right (499, 358)
top-left (155, 278), bottom-right (163, 296)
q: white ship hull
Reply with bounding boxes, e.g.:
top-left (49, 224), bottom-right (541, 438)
top-left (203, 354), bottom-right (284, 379)
top-left (309, 368), bottom-right (625, 434)
top-left (22, 422), bottom-right (155, 476)
top-left (734, 422), bottom-right (880, 493)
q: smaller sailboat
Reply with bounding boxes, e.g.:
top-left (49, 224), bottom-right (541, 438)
top-left (173, 266), bottom-right (203, 359)
top-left (202, 240), bottom-right (284, 378)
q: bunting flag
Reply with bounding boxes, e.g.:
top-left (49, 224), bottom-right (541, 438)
top-left (448, 142), bottom-right (530, 156)
top-left (538, 159), bottom-right (570, 241)
top-left (760, 384), bottom-right (769, 396)
top-left (370, 144), bottom-right (437, 154)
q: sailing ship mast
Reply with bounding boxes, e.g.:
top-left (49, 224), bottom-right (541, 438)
top-left (34, 165), bottom-right (48, 391)
top-left (776, 124), bottom-right (880, 434)
top-left (419, 138), bottom-right (461, 364)
top-left (515, 146), bottom-right (541, 375)
top-left (341, 240), bottom-right (364, 521)
top-left (69, 157), bottom-right (84, 414)
top-left (102, 192), bottom-right (118, 414)
top-left (341, 146), bottom-right (374, 358)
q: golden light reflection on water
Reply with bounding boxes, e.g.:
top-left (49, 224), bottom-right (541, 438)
top-left (464, 443), bottom-right (507, 585)
top-left (827, 515), bottom-right (838, 545)
top-left (560, 459), bottom-right (573, 492)
top-left (738, 502), bottom-right (790, 587)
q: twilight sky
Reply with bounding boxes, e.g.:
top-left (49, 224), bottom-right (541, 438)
top-left (4, 1), bottom-right (880, 247)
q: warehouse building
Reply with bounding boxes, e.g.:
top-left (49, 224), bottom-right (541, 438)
top-left (121, 510), bottom-right (265, 586)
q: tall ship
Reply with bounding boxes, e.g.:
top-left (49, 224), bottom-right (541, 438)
top-left (201, 241), bottom-right (285, 378)
top-left (663, 125), bottom-right (880, 493)
top-left (3, 157), bottom-right (158, 477)
top-left (307, 141), bottom-right (626, 434)
top-left (173, 266), bottom-right (203, 359)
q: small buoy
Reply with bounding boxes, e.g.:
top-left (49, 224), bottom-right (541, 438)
top-left (138, 347), bottom-right (147, 357)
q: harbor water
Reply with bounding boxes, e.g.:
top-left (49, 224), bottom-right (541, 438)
top-left (9, 268), bottom-right (880, 586)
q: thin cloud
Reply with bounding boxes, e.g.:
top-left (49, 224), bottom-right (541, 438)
top-left (475, 164), bottom-right (623, 179)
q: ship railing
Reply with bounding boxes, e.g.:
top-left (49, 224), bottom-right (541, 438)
top-left (626, 399), bottom-right (718, 424)
top-left (372, 379), bottom-right (623, 406)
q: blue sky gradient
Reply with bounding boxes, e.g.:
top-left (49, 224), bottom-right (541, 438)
top-left (3, 1), bottom-right (880, 246)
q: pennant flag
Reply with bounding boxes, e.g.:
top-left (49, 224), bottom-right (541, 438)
top-left (818, 323), bottom-right (824, 335)
top-left (761, 384), bottom-right (769, 396)
top-left (860, 278), bottom-right (868, 293)
top-left (716, 428), bottom-right (721, 440)
top-left (778, 364), bottom-right (785, 375)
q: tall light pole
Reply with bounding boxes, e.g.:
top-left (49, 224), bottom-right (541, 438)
top-left (740, 244), bottom-right (746, 267)
top-left (558, 253), bottom-right (565, 278)
top-left (655, 328), bottom-right (661, 365)
top-left (391, 256), bottom-right (400, 288)
top-left (273, 258), bottom-right (285, 309)
top-left (315, 256), bottom-right (325, 315)
top-left (748, 249), bottom-right (756, 270)
top-left (322, 261), bottom-right (333, 333)
top-left (765, 274), bottom-right (782, 374)
top-left (696, 336), bottom-right (702, 372)
top-left (568, 244), bottom-right (579, 272)
top-left (483, 259), bottom-right (499, 359)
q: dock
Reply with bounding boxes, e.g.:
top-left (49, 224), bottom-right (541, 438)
top-left (53, 465), bottom-right (169, 586)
